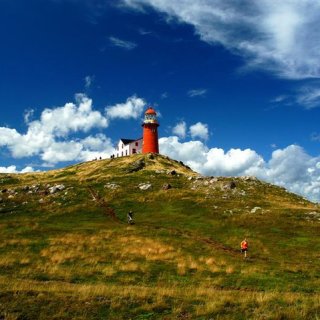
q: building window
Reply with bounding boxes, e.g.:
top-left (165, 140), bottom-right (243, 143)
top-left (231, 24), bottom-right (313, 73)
top-left (126, 150), bottom-right (128, 156)
top-left (132, 148), bottom-right (136, 154)
top-left (135, 142), bottom-right (138, 146)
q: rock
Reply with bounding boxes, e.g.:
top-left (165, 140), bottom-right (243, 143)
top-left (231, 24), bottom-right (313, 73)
top-left (251, 207), bottom-right (262, 213)
top-left (0, 198), bottom-right (3, 203)
top-left (8, 195), bottom-right (14, 199)
top-left (167, 170), bottom-right (177, 175)
top-left (39, 198), bottom-right (45, 204)
top-left (126, 159), bottom-right (145, 173)
top-left (22, 186), bottom-right (30, 192)
top-left (223, 181), bottom-right (237, 190)
top-left (104, 183), bottom-right (119, 190)
top-left (148, 154), bottom-right (155, 160)
top-left (210, 178), bottom-right (218, 183)
top-left (48, 186), bottom-right (57, 194)
top-left (31, 184), bottom-right (40, 192)
top-left (39, 190), bottom-right (49, 196)
top-left (306, 211), bottom-right (320, 219)
top-left (155, 170), bottom-right (165, 174)
top-left (162, 183), bottom-right (172, 190)
top-left (138, 183), bottom-right (152, 190)
top-left (188, 176), bottom-right (193, 181)
top-left (1, 189), bottom-right (7, 193)
top-left (241, 176), bottom-right (258, 181)
top-left (48, 184), bottom-right (65, 194)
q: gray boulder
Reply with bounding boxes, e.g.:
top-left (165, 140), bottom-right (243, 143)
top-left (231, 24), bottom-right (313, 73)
top-left (223, 181), bottom-right (237, 190)
top-left (138, 183), bottom-right (152, 190)
top-left (162, 183), bottom-right (172, 190)
top-left (126, 159), bottom-right (145, 173)
top-left (48, 184), bottom-right (65, 194)
top-left (104, 183), bottom-right (119, 190)
top-left (251, 207), bottom-right (262, 213)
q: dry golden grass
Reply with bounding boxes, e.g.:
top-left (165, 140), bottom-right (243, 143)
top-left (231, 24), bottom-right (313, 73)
top-left (0, 275), bottom-right (318, 318)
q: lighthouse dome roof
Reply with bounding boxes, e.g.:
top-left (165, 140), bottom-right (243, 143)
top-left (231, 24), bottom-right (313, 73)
top-left (145, 107), bottom-right (157, 115)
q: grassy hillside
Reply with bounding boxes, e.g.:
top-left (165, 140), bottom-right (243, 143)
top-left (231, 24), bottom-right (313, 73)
top-left (0, 154), bottom-right (319, 319)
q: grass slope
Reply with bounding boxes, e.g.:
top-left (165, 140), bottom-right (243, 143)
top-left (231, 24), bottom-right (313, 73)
top-left (0, 154), bottom-right (319, 319)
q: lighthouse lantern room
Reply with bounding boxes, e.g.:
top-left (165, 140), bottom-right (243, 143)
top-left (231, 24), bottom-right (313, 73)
top-left (142, 107), bottom-right (159, 154)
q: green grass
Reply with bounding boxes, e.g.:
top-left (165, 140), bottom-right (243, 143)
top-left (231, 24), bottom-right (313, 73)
top-left (0, 154), bottom-right (319, 319)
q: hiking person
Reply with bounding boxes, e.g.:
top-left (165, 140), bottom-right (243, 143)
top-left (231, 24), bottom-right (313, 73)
top-left (127, 210), bottom-right (134, 225)
top-left (241, 238), bottom-right (248, 258)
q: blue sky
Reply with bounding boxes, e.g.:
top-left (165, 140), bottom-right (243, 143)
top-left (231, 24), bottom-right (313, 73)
top-left (1, 0), bottom-right (320, 201)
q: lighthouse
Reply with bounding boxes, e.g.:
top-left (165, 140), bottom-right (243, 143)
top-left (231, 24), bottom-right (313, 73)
top-left (142, 107), bottom-right (159, 154)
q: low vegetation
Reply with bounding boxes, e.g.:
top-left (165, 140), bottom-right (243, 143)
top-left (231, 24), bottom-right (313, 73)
top-left (0, 154), bottom-right (319, 319)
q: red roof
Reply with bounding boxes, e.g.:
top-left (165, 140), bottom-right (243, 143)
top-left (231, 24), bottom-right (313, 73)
top-left (145, 107), bottom-right (157, 115)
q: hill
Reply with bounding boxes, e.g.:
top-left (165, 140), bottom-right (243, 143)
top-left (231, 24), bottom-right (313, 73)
top-left (0, 154), bottom-right (319, 319)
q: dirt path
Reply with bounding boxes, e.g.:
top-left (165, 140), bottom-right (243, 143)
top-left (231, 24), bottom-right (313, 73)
top-left (87, 186), bottom-right (122, 223)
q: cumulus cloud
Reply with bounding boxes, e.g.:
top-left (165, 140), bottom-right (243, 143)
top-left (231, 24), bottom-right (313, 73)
top-left (189, 122), bottom-right (209, 140)
top-left (123, 0), bottom-right (320, 79)
top-left (188, 89), bottom-right (207, 97)
top-left (160, 136), bottom-right (320, 202)
top-left (40, 93), bottom-right (108, 136)
top-left (172, 121), bottom-right (187, 139)
top-left (0, 94), bottom-right (148, 165)
top-left (109, 36), bottom-right (137, 50)
top-left (0, 166), bottom-right (35, 174)
top-left (0, 94), bottom-right (109, 160)
top-left (106, 95), bottom-right (146, 119)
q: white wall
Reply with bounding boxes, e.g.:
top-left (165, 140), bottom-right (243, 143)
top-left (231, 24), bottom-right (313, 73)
top-left (116, 139), bottom-right (142, 157)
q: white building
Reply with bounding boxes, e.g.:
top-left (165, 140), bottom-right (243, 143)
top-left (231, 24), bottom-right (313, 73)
top-left (115, 138), bottom-right (143, 157)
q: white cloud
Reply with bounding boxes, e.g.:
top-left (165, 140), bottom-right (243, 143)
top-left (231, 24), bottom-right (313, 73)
top-left (160, 136), bottom-right (320, 202)
top-left (296, 86), bottom-right (320, 109)
top-left (123, 0), bottom-right (320, 79)
top-left (188, 89), bottom-right (207, 97)
top-left (0, 165), bottom-right (35, 174)
top-left (109, 36), bottom-right (137, 50)
top-left (39, 93), bottom-right (108, 136)
top-left (106, 95), bottom-right (146, 119)
top-left (0, 94), bottom-right (109, 160)
top-left (272, 84), bottom-right (320, 109)
top-left (85, 75), bottom-right (94, 89)
top-left (189, 122), bottom-right (209, 140)
top-left (0, 94), bottom-right (147, 165)
top-left (172, 121), bottom-right (187, 139)
top-left (24, 109), bottom-right (35, 124)
top-left (21, 166), bottom-right (35, 173)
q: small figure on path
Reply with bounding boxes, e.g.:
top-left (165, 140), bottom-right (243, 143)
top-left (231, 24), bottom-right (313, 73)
top-left (241, 238), bottom-right (248, 258)
top-left (127, 210), bottom-right (134, 225)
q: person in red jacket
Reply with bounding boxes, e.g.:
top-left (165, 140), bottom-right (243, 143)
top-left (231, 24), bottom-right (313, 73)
top-left (241, 238), bottom-right (248, 258)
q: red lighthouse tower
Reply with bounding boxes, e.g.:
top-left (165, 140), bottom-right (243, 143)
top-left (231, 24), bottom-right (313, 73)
top-left (142, 107), bottom-right (159, 154)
